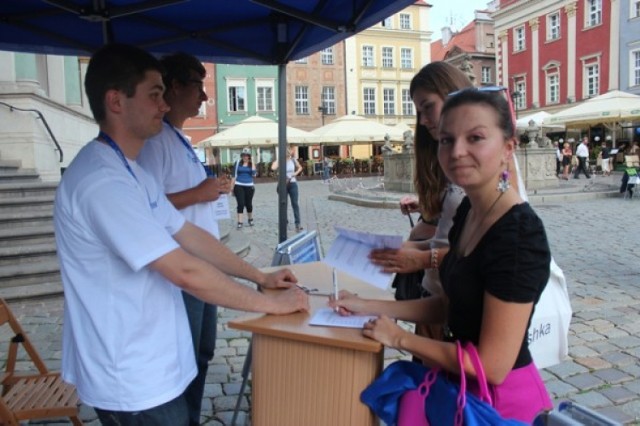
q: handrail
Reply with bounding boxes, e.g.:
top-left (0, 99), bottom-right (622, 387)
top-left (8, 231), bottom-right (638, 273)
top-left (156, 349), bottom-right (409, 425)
top-left (0, 101), bottom-right (63, 163)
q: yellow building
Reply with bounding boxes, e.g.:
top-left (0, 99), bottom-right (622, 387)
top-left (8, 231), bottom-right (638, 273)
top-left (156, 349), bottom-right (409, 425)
top-left (344, 0), bottom-right (432, 159)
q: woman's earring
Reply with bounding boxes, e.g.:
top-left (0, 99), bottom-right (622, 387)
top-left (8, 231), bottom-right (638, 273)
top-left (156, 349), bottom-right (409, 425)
top-left (497, 169), bottom-right (511, 193)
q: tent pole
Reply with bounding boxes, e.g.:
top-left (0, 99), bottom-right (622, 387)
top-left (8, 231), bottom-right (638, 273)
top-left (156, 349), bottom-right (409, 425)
top-left (277, 63), bottom-right (288, 243)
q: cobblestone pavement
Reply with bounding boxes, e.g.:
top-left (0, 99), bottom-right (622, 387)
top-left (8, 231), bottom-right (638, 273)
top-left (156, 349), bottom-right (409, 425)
top-left (8, 173), bottom-right (640, 425)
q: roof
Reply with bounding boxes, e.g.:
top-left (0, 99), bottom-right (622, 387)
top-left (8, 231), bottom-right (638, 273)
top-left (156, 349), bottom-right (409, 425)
top-left (431, 21), bottom-right (476, 61)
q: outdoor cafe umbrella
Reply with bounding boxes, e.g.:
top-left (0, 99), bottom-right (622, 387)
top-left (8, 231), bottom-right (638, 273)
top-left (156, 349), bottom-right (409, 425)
top-left (197, 116), bottom-right (318, 148)
top-left (0, 0), bottom-right (416, 242)
top-left (516, 111), bottom-right (564, 131)
top-left (311, 114), bottom-right (404, 144)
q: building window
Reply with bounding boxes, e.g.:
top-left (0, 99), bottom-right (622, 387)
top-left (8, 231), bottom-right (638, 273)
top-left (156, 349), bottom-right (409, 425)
top-left (632, 50), bottom-right (640, 87)
top-left (513, 26), bottom-right (525, 52)
top-left (402, 89), bottom-right (414, 116)
top-left (382, 47), bottom-right (394, 68)
top-left (400, 13), bottom-right (411, 29)
top-left (547, 73), bottom-right (560, 104)
top-left (295, 86), bottom-right (309, 115)
top-left (547, 12), bottom-right (560, 40)
top-left (383, 88), bottom-right (395, 115)
top-left (294, 57), bottom-right (308, 64)
top-left (256, 79), bottom-right (274, 112)
top-left (585, 64), bottom-right (599, 97)
top-left (400, 48), bottom-right (413, 69)
top-left (363, 88), bottom-right (376, 115)
top-left (227, 79), bottom-right (246, 112)
top-left (633, 0), bottom-right (640, 18)
top-left (321, 86), bottom-right (336, 115)
top-left (381, 17), bottom-right (392, 28)
top-left (514, 80), bottom-right (526, 110)
top-left (481, 66), bottom-right (492, 84)
top-left (63, 56), bottom-right (82, 106)
top-left (586, 0), bottom-right (602, 27)
top-left (321, 47), bottom-right (334, 65)
top-left (362, 45), bottom-right (374, 67)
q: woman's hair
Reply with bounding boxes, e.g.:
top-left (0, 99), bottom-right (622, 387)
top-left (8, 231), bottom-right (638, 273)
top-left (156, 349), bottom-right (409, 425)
top-left (409, 62), bottom-right (473, 219)
top-left (440, 89), bottom-right (516, 141)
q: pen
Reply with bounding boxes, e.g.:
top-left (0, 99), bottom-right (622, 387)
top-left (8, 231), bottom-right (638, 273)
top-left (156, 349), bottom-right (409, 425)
top-left (333, 268), bottom-right (339, 312)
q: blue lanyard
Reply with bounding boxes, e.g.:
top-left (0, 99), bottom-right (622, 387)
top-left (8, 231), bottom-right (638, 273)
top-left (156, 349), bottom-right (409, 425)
top-left (164, 119), bottom-right (199, 163)
top-left (99, 131), bottom-right (138, 181)
top-left (98, 131), bottom-right (158, 209)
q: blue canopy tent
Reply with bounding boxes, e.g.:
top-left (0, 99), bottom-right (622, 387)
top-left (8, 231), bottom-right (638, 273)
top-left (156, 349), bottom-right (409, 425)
top-left (0, 0), bottom-right (415, 241)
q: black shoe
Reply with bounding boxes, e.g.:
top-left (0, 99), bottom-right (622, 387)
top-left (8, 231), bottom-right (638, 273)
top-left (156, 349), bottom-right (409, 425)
top-left (248, 219), bottom-right (254, 226)
top-left (295, 225), bottom-right (303, 232)
top-left (237, 223), bottom-right (243, 229)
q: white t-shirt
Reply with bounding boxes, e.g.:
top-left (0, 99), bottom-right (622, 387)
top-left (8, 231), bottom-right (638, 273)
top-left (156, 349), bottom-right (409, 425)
top-left (54, 140), bottom-right (196, 411)
top-left (139, 122), bottom-right (220, 238)
top-left (285, 158), bottom-right (298, 182)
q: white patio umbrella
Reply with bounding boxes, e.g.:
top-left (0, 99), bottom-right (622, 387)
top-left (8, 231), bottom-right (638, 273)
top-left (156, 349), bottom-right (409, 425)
top-left (386, 122), bottom-right (414, 142)
top-left (516, 111), bottom-right (564, 130)
top-left (311, 115), bottom-right (404, 144)
top-left (542, 90), bottom-right (640, 127)
top-left (197, 115), bottom-right (318, 148)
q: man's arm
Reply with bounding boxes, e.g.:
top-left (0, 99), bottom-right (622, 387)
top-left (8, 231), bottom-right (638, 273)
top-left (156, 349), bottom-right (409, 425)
top-left (150, 247), bottom-right (308, 314)
top-left (173, 221), bottom-right (295, 289)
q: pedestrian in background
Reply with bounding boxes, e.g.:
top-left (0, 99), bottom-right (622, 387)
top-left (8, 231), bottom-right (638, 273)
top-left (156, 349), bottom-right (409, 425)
top-left (554, 141), bottom-right (563, 177)
top-left (271, 146), bottom-right (304, 232)
top-left (561, 142), bottom-right (572, 180)
top-left (232, 147), bottom-right (257, 229)
top-left (600, 141), bottom-right (611, 176)
top-left (574, 136), bottom-right (592, 179)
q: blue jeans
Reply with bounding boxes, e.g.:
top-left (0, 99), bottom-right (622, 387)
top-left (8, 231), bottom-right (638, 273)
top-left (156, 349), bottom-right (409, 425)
top-left (182, 292), bottom-right (218, 426)
top-left (94, 394), bottom-right (188, 426)
top-left (286, 181), bottom-right (301, 226)
top-left (322, 165), bottom-right (330, 180)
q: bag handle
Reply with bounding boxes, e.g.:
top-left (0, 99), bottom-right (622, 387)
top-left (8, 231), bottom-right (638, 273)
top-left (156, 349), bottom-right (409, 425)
top-left (462, 343), bottom-right (493, 405)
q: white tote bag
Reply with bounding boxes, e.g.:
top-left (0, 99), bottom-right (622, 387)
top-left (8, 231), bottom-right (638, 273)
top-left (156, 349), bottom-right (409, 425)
top-left (514, 155), bottom-right (572, 369)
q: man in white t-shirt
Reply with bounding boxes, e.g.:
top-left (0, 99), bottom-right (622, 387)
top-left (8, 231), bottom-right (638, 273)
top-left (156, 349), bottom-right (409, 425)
top-left (573, 136), bottom-right (591, 179)
top-left (138, 53), bottom-right (231, 426)
top-left (54, 43), bottom-right (308, 426)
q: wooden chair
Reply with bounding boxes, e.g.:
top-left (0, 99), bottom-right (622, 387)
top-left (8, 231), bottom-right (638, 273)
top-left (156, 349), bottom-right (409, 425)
top-left (0, 299), bottom-right (82, 426)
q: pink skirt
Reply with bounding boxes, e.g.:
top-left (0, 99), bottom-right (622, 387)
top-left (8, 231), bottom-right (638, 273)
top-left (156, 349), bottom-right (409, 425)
top-left (468, 362), bottom-right (553, 423)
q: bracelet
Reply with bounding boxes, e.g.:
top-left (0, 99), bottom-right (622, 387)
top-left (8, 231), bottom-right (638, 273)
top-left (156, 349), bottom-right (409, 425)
top-left (430, 248), bottom-right (439, 270)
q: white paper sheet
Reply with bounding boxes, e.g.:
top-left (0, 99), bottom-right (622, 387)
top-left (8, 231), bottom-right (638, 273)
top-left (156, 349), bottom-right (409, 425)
top-left (308, 308), bottom-right (377, 329)
top-left (213, 194), bottom-right (230, 220)
top-left (323, 226), bottom-right (402, 290)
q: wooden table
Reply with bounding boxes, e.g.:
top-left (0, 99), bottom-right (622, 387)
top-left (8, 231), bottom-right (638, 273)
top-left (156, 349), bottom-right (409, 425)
top-left (228, 261), bottom-right (393, 426)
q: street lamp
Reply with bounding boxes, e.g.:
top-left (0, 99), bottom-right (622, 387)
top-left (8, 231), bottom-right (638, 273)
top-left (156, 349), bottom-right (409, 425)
top-left (510, 91), bottom-right (521, 119)
top-left (318, 105), bottom-right (327, 126)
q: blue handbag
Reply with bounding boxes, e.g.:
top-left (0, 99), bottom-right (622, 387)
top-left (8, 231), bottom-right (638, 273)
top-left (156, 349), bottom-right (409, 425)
top-left (361, 341), bottom-right (527, 426)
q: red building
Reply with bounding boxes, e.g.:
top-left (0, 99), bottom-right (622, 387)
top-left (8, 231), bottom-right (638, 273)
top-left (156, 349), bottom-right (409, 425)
top-left (492, 0), bottom-right (617, 115)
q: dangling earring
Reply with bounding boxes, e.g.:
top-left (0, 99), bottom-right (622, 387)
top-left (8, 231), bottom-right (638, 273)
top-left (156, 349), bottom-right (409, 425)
top-left (497, 169), bottom-right (511, 193)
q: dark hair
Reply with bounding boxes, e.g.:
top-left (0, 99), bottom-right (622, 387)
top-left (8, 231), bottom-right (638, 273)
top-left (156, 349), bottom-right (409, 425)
top-left (440, 89), bottom-right (515, 141)
top-left (159, 52), bottom-right (206, 90)
top-left (85, 43), bottom-right (164, 123)
top-left (409, 62), bottom-right (473, 219)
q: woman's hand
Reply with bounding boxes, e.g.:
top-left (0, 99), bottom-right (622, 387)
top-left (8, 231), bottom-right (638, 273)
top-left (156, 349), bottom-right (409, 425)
top-left (362, 315), bottom-right (408, 348)
top-left (399, 196), bottom-right (420, 215)
top-left (328, 290), bottom-right (371, 316)
top-left (369, 248), bottom-right (426, 273)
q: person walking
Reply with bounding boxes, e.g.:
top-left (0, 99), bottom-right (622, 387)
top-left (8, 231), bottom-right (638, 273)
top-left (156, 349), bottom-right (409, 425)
top-left (271, 146), bottom-right (304, 232)
top-left (54, 43), bottom-right (308, 426)
top-left (232, 147), bottom-right (257, 228)
top-left (600, 141), bottom-right (611, 176)
top-left (561, 142), bottom-right (572, 180)
top-left (574, 136), bottom-right (592, 179)
top-left (137, 52), bottom-right (232, 426)
top-left (554, 141), bottom-right (563, 177)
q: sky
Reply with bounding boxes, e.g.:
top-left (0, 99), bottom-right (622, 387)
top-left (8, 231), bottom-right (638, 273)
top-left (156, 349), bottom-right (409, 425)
top-left (429, 0), bottom-right (492, 40)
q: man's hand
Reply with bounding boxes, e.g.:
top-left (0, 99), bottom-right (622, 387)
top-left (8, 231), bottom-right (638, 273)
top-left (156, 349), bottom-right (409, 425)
top-left (261, 268), bottom-right (298, 289)
top-left (266, 287), bottom-right (310, 315)
top-left (195, 177), bottom-right (230, 202)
